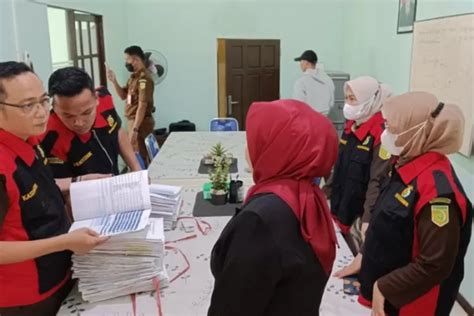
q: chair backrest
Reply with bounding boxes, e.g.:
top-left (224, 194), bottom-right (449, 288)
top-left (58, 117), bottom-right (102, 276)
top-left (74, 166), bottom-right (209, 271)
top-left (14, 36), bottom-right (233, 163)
top-left (135, 152), bottom-right (146, 170)
top-left (169, 120), bottom-right (196, 132)
top-left (209, 118), bottom-right (239, 132)
top-left (144, 133), bottom-right (160, 161)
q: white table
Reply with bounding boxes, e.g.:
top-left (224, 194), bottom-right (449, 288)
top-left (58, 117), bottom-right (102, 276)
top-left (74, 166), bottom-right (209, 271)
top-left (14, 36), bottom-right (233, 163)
top-left (58, 182), bottom-right (370, 316)
top-left (58, 184), bottom-right (228, 316)
top-left (148, 132), bottom-right (252, 184)
top-left (58, 132), bottom-right (370, 315)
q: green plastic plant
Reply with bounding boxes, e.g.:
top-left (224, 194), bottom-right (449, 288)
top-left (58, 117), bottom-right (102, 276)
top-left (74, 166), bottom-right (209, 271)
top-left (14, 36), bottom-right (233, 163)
top-left (211, 142), bottom-right (227, 158)
top-left (209, 156), bottom-right (230, 193)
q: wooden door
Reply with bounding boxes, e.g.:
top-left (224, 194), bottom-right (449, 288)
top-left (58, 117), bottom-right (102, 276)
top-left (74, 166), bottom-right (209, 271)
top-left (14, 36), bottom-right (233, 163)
top-left (218, 39), bottom-right (280, 130)
top-left (68, 11), bottom-right (106, 87)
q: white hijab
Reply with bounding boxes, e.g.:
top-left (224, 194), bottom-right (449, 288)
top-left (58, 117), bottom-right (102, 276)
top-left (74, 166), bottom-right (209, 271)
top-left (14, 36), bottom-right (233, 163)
top-left (344, 76), bottom-right (392, 124)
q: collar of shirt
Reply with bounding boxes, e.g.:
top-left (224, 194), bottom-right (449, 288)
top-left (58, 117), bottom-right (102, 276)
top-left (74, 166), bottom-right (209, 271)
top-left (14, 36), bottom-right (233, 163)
top-left (132, 68), bottom-right (147, 78)
top-left (396, 151), bottom-right (447, 185)
top-left (345, 112), bottom-right (384, 142)
top-left (48, 111), bottom-right (109, 144)
top-left (304, 68), bottom-right (318, 75)
top-left (0, 129), bottom-right (38, 167)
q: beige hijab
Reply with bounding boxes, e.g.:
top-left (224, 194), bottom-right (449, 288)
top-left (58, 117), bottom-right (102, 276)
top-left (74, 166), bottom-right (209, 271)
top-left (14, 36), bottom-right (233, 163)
top-left (382, 91), bottom-right (464, 164)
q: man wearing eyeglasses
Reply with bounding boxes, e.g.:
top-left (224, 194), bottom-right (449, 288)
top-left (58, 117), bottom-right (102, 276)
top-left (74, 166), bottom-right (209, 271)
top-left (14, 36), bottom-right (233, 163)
top-left (0, 61), bottom-right (108, 315)
top-left (39, 67), bottom-right (141, 183)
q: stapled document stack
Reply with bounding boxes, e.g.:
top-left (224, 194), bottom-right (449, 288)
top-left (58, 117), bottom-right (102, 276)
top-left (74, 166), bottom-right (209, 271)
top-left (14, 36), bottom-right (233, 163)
top-left (71, 218), bottom-right (169, 302)
top-left (149, 183), bottom-right (183, 231)
top-left (69, 170), bottom-right (152, 236)
top-left (69, 171), bottom-right (169, 302)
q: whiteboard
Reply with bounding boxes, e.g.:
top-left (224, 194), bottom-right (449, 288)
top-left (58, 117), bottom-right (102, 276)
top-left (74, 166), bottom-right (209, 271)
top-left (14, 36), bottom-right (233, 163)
top-left (410, 13), bottom-right (474, 156)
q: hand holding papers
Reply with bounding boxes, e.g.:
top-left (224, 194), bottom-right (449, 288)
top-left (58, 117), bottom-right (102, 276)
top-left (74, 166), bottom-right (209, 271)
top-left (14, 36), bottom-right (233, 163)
top-left (69, 171), bottom-right (169, 302)
top-left (69, 170), bottom-right (152, 236)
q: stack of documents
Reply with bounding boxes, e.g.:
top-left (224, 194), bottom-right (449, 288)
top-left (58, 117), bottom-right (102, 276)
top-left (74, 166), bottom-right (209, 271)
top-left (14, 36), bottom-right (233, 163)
top-left (69, 171), bottom-right (169, 302)
top-left (69, 171), bottom-right (152, 236)
top-left (149, 184), bottom-right (183, 231)
top-left (72, 218), bottom-right (169, 302)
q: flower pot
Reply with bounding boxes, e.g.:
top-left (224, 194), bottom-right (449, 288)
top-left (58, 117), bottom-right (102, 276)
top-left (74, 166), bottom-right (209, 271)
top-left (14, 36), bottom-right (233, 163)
top-left (210, 192), bottom-right (227, 205)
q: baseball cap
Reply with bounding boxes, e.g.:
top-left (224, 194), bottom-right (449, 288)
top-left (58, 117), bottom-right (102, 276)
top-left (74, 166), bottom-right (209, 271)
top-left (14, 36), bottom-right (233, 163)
top-left (294, 50), bottom-right (318, 63)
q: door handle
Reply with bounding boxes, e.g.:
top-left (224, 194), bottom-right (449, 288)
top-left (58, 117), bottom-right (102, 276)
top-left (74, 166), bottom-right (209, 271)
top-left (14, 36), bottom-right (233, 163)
top-left (227, 95), bottom-right (239, 116)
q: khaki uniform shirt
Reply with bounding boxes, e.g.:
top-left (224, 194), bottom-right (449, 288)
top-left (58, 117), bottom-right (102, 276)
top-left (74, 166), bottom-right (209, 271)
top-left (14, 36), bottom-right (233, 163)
top-left (124, 69), bottom-right (154, 119)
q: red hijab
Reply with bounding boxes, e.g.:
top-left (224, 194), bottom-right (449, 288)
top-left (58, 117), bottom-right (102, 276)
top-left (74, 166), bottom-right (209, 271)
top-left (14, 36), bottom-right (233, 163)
top-left (245, 99), bottom-right (338, 274)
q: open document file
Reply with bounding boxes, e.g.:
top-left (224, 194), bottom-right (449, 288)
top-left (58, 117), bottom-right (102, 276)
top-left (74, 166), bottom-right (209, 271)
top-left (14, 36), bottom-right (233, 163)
top-left (69, 170), bottom-right (152, 236)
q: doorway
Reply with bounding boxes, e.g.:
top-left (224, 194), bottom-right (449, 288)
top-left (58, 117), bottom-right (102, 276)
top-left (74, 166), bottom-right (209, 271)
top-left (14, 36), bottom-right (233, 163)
top-left (47, 7), bottom-right (106, 87)
top-left (217, 39), bottom-right (280, 130)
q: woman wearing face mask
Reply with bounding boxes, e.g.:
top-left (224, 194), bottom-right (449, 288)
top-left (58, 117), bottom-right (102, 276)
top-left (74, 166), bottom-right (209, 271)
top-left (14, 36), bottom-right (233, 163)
top-left (358, 92), bottom-right (472, 316)
top-left (208, 99), bottom-right (339, 316)
top-left (324, 76), bottom-right (393, 248)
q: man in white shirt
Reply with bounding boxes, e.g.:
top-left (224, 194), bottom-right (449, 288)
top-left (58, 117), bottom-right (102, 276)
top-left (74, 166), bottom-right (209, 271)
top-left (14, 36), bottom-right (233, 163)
top-left (293, 50), bottom-right (335, 115)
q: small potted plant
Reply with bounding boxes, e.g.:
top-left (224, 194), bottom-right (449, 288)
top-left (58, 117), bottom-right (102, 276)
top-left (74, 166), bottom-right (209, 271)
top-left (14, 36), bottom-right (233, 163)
top-left (204, 142), bottom-right (227, 165)
top-left (209, 156), bottom-right (230, 205)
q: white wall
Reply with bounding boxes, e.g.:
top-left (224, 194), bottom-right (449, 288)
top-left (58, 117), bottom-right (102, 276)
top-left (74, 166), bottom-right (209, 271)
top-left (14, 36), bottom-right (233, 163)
top-left (124, 0), bottom-right (346, 130)
top-left (0, 0), bottom-right (17, 61)
top-left (0, 0), bottom-right (129, 115)
top-left (0, 0), bottom-right (53, 85)
top-left (48, 7), bottom-right (71, 66)
top-left (3, 0), bottom-right (347, 131)
top-left (342, 0), bottom-right (474, 94)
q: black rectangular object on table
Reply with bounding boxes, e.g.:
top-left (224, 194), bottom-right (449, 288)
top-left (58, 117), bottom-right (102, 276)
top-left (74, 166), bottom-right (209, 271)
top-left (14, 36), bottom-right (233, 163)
top-left (192, 192), bottom-right (241, 217)
top-left (198, 158), bottom-right (238, 174)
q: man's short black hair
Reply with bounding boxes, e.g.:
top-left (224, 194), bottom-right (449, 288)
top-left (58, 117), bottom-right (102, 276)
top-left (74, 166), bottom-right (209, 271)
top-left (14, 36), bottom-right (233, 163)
top-left (124, 45), bottom-right (145, 61)
top-left (48, 66), bottom-right (94, 97)
top-left (0, 61), bottom-right (34, 101)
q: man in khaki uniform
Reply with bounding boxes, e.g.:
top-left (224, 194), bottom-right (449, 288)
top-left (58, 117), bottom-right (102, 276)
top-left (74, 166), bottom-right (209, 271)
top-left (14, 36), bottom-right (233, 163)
top-left (107, 45), bottom-right (155, 165)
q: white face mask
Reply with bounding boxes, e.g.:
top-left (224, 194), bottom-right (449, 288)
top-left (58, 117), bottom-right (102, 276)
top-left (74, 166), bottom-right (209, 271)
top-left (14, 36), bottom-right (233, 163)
top-left (381, 130), bottom-right (403, 156)
top-left (343, 103), bottom-right (364, 120)
top-left (381, 121), bottom-right (428, 156)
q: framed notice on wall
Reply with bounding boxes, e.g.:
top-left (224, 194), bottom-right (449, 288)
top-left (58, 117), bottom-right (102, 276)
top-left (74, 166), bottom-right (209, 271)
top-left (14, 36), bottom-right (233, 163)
top-left (397, 0), bottom-right (417, 34)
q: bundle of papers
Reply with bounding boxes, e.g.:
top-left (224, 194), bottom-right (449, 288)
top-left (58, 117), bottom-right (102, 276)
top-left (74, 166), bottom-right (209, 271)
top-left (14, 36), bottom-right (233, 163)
top-left (69, 170), bottom-right (152, 236)
top-left (72, 218), bottom-right (169, 302)
top-left (69, 171), bottom-right (169, 302)
top-left (149, 184), bottom-right (183, 231)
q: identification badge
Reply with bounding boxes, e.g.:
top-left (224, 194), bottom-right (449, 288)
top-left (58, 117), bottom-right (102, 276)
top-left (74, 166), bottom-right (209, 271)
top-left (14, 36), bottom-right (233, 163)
top-left (395, 193), bottom-right (409, 207)
top-left (379, 146), bottom-right (391, 160)
top-left (431, 205), bottom-right (449, 227)
top-left (363, 136), bottom-right (371, 146)
top-left (401, 185), bottom-right (413, 198)
top-left (429, 197), bottom-right (451, 204)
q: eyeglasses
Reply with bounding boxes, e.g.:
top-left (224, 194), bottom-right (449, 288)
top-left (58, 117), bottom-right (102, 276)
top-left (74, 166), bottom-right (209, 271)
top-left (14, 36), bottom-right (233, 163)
top-left (0, 96), bottom-right (52, 115)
